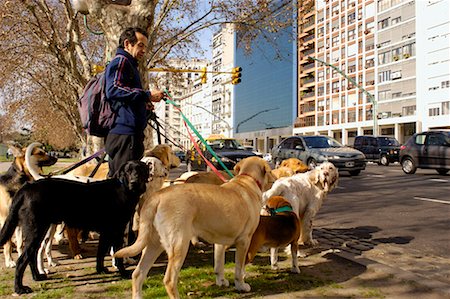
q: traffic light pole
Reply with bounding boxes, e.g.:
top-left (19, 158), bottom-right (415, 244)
top-left (307, 56), bottom-right (378, 136)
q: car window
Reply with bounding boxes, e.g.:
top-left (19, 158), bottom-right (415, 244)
top-left (426, 134), bottom-right (446, 146)
top-left (207, 139), bottom-right (244, 150)
top-left (279, 138), bottom-right (294, 149)
top-left (292, 139), bottom-right (304, 149)
top-left (369, 138), bottom-right (377, 146)
top-left (415, 134), bottom-right (426, 145)
top-left (378, 137), bottom-right (399, 146)
top-left (304, 136), bottom-right (343, 148)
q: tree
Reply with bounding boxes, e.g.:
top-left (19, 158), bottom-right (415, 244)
top-left (0, 0), bottom-right (295, 154)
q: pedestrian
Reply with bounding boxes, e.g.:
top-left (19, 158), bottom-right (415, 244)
top-left (104, 27), bottom-right (164, 177)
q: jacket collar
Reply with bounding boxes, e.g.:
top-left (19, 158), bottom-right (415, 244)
top-left (115, 48), bottom-right (138, 66)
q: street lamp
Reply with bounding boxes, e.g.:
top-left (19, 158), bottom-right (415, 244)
top-left (307, 56), bottom-right (378, 136)
top-left (235, 107), bottom-right (280, 133)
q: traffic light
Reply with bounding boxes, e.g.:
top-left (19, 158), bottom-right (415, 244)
top-left (231, 67), bottom-right (242, 85)
top-left (92, 64), bottom-right (105, 75)
top-left (200, 67), bottom-right (207, 84)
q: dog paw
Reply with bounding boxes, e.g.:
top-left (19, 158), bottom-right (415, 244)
top-left (49, 261), bottom-right (59, 267)
top-left (5, 260), bottom-right (16, 268)
top-left (270, 265), bottom-right (279, 271)
top-left (235, 281), bottom-right (251, 292)
top-left (215, 278), bottom-right (229, 287)
top-left (15, 285), bottom-right (33, 294)
top-left (291, 266), bottom-right (301, 274)
top-left (73, 254), bottom-right (83, 260)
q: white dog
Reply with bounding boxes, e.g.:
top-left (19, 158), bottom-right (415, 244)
top-left (262, 162), bottom-right (338, 271)
top-left (263, 161), bottom-right (339, 247)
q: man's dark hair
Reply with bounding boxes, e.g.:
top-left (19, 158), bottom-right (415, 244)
top-left (118, 27), bottom-right (148, 48)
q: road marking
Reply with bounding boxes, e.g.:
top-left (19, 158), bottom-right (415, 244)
top-left (429, 178), bottom-right (449, 183)
top-left (414, 196), bottom-right (450, 205)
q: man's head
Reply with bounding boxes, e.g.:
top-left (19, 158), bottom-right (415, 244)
top-left (118, 27), bottom-right (148, 60)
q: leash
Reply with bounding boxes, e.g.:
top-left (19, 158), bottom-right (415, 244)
top-left (48, 149), bottom-right (106, 176)
top-left (163, 90), bottom-right (234, 180)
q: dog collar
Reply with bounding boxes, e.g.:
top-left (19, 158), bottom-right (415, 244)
top-left (240, 173), bottom-right (262, 190)
top-left (269, 206), bottom-right (293, 216)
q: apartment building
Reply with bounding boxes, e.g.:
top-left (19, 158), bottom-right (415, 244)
top-left (416, 0), bottom-right (450, 131)
top-left (295, 0), bottom-right (449, 145)
top-left (211, 24), bottom-right (235, 137)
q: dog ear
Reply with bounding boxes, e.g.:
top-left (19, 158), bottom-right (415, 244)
top-left (308, 169), bottom-right (320, 185)
top-left (234, 159), bottom-right (242, 174)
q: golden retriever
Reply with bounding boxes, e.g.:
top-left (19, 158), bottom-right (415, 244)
top-left (279, 157), bottom-right (309, 174)
top-left (263, 162), bottom-right (338, 247)
top-left (114, 157), bottom-right (275, 299)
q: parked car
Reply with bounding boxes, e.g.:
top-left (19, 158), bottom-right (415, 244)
top-left (174, 150), bottom-right (185, 162)
top-left (186, 135), bottom-right (260, 171)
top-left (272, 135), bottom-right (366, 176)
top-left (399, 130), bottom-right (450, 175)
top-left (353, 135), bottom-right (401, 166)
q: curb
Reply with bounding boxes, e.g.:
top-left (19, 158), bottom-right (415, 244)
top-left (332, 250), bottom-right (450, 298)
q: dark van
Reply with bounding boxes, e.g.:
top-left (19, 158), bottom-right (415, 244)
top-left (353, 135), bottom-right (401, 166)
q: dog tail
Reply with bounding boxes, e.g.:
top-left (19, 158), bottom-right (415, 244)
top-left (114, 197), bottom-right (160, 259)
top-left (0, 188), bottom-right (25, 246)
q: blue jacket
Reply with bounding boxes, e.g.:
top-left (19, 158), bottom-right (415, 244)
top-left (105, 48), bottom-right (150, 135)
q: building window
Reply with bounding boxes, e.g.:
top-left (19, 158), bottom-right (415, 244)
top-left (378, 51), bottom-right (391, 65)
top-left (391, 70), bottom-right (402, 80)
top-left (392, 16), bottom-right (401, 25)
top-left (332, 81), bottom-right (340, 93)
top-left (378, 18), bottom-right (390, 30)
top-left (348, 29), bottom-right (356, 41)
top-left (429, 107), bottom-right (440, 116)
top-left (403, 42), bottom-right (415, 58)
top-left (378, 90), bottom-right (390, 101)
top-left (403, 105), bottom-right (416, 116)
top-left (318, 70), bottom-right (324, 81)
top-left (442, 101), bottom-right (450, 114)
top-left (379, 70), bottom-right (391, 82)
top-left (442, 80), bottom-right (450, 89)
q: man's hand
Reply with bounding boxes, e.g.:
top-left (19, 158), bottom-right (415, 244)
top-left (150, 89), bottom-right (165, 102)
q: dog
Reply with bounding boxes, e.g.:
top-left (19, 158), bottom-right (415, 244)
top-left (246, 195), bottom-right (301, 273)
top-left (271, 166), bottom-right (294, 179)
top-left (0, 144), bottom-right (57, 268)
top-left (70, 144), bottom-right (180, 179)
top-left (0, 160), bottom-right (149, 295)
top-left (263, 162), bottom-right (338, 247)
top-left (26, 143), bottom-right (177, 265)
top-left (114, 157), bottom-right (275, 299)
top-left (279, 158), bottom-right (309, 173)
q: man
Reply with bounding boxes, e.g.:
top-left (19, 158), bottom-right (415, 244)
top-left (105, 27), bottom-right (164, 177)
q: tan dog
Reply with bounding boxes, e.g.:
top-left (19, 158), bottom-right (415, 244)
top-left (280, 158), bottom-right (309, 174)
top-left (71, 144), bottom-right (181, 178)
top-left (263, 162), bottom-right (339, 247)
top-left (114, 157), bottom-right (275, 299)
top-left (246, 195), bottom-right (301, 273)
top-left (0, 144), bottom-right (57, 268)
top-left (271, 166), bottom-right (294, 179)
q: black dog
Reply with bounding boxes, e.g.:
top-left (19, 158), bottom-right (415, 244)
top-left (0, 160), bottom-right (149, 295)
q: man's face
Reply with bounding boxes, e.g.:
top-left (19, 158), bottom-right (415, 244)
top-left (124, 32), bottom-right (148, 60)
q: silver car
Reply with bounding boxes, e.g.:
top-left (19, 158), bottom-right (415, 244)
top-left (272, 135), bottom-right (366, 176)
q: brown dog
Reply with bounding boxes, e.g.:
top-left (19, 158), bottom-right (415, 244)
top-left (246, 195), bottom-right (301, 273)
top-left (280, 158), bottom-right (308, 174)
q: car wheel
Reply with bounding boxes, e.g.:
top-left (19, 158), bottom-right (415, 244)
top-left (436, 169), bottom-right (449, 175)
top-left (307, 158), bottom-right (317, 170)
top-left (401, 157), bottom-right (416, 174)
top-left (349, 170), bottom-right (361, 176)
top-left (379, 154), bottom-right (389, 166)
